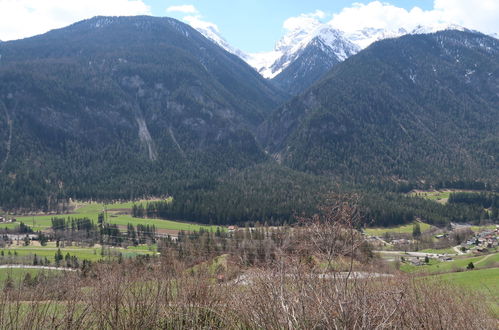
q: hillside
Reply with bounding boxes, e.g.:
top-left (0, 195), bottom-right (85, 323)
top-left (0, 16), bottom-right (285, 210)
top-left (258, 30), bottom-right (499, 185)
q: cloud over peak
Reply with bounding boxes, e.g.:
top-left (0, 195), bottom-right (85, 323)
top-left (166, 5), bottom-right (198, 14)
top-left (282, 10), bottom-right (327, 32)
top-left (0, 0), bottom-right (150, 41)
top-left (326, 0), bottom-right (499, 35)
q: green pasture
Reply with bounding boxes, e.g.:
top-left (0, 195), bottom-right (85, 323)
top-left (364, 221), bottom-right (432, 236)
top-left (0, 268), bottom-right (64, 286)
top-left (430, 267), bottom-right (499, 317)
top-left (469, 225), bottom-right (497, 232)
top-left (401, 252), bottom-right (499, 274)
top-left (11, 198), bottom-right (223, 233)
top-left (0, 244), bottom-right (156, 264)
top-left (410, 190), bottom-right (452, 202)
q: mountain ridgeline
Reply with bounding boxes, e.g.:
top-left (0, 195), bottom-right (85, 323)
top-left (0, 17), bottom-right (497, 227)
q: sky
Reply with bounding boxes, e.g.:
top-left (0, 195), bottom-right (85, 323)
top-left (0, 1), bottom-right (498, 53)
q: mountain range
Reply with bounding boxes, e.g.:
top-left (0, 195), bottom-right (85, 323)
top-left (194, 21), bottom-right (490, 95)
top-left (0, 15), bottom-right (497, 222)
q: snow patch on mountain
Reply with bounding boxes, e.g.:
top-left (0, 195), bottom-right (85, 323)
top-left (180, 15), bottom-right (249, 60)
top-left (246, 51), bottom-right (282, 78)
top-left (343, 27), bottom-right (407, 49)
top-left (248, 25), bottom-right (359, 79)
top-left (188, 17), bottom-right (494, 80)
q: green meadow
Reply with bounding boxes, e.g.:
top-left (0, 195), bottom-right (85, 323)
top-left (0, 268), bottom-right (64, 286)
top-left (8, 199), bottom-right (223, 233)
top-left (0, 243), bottom-right (157, 263)
top-left (401, 252), bottom-right (499, 274)
top-left (430, 268), bottom-right (499, 317)
top-left (410, 190), bottom-right (453, 203)
top-left (364, 221), bottom-right (432, 236)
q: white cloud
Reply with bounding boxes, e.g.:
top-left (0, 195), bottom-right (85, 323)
top-left (329, 1), bottom-right (442, 33)
top-left (327, 0), bottom-right (499, 34)
top-left (164, 4), bottom-right (218, 34)
top-left (0, 0), bottom-right (151, 41)
top-left (283, 10), bottom-right (328, 32)
top-left (433, 0), bottom-right (499, 34)
top-left (166, 5), bottom-right (198, 14)
top-left (183, 15), bottom-right (219, 33)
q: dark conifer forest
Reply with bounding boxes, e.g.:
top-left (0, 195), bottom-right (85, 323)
top-left (0, 17), bottom-right (498, 228)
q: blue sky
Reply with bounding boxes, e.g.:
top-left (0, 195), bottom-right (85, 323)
top-left (0, 1), bottom-right (497, 53)
top-left (153, 1), bottom-right (434, 52)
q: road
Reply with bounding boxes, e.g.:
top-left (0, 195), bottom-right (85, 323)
top-left (233, 271), bottom-right (394, 285)
top-left (0, 265), bottom-right (77, 272)
top-left (453, 245), bottom-right (465, 255)
top-left (375, 250), bottom-right (454, 258)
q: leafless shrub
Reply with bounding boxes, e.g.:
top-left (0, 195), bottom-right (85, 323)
top-left (229, 264), bottom-right (495, 329)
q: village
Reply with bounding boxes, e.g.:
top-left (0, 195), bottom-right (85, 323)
top-left (366, 222), bottom-right (499, 268)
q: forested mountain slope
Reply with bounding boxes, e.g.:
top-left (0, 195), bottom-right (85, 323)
top-left (259, 30), bottom-right (499, 185)
top-left (0, 16), bottom-right (285, 209)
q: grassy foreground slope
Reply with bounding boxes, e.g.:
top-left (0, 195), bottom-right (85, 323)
top-left (431, 268), bottom-right (499, 317)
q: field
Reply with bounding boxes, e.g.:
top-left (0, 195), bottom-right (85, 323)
top-left (400, 252), bottom-right (499, 273)
top-left (364, 221), bottom-right (432, 236)
top-left (5, 199), bottom-right (223, 233)
top-left (0, 268), bottom-right (64, 286)
top-left (430, 268), bottom-right (499, 317)
top-left (419, 247), bottom-right (456, 254)
top-left (409, 190), bottom-right (455, 204)
top-left (0, 243), bottom-right (157, 264)
top-left (469, 224), bottom-right (497, 232)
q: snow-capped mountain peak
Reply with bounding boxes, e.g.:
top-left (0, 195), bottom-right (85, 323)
top-left (248, 25), bottom-right (359, 79)
top-left (410, 23), bottom-right (467, 35)
top-left (186, 18), bottom-right (249, 60)
top-left (187, 17), bottom-right (495, 87)
top-left (342, 27), bottom-right (408, 49)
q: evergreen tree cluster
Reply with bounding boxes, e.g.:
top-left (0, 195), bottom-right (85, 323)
top-left (50, 216), bottom-right (156, 246)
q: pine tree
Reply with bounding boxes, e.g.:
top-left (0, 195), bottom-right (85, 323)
top-left (4, 275), bottom-right (14, 291)
top-left (23, 273), bottom-right (33, 287)
top-left (412, 223), bottom-right (421, 239)
top-left (54, 248), bottom-right (63, 266)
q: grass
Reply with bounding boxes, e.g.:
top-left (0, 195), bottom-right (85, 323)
top-left (469, 225), bottom-right (497, 232)
top-left (0, 244), bottom-right (157, 264)
top-left (105, 214), bottom-right (221, 232)
top-left (408, 189), bottom-right (482, 204)
top-left (400, 252), bottom-right (499, 274)
top-left (11, 198), bottom-right (223, 233)
top-left (0, 268), bottom-right (62, 285)
top-left (364, 221), bottom-right (432, 236)
top-left (419, 248), bottom-right (456, 255)
top-left (409, 190), bottom-right (455, 204)
top-left (429, 268), bottom-right (499, 317)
